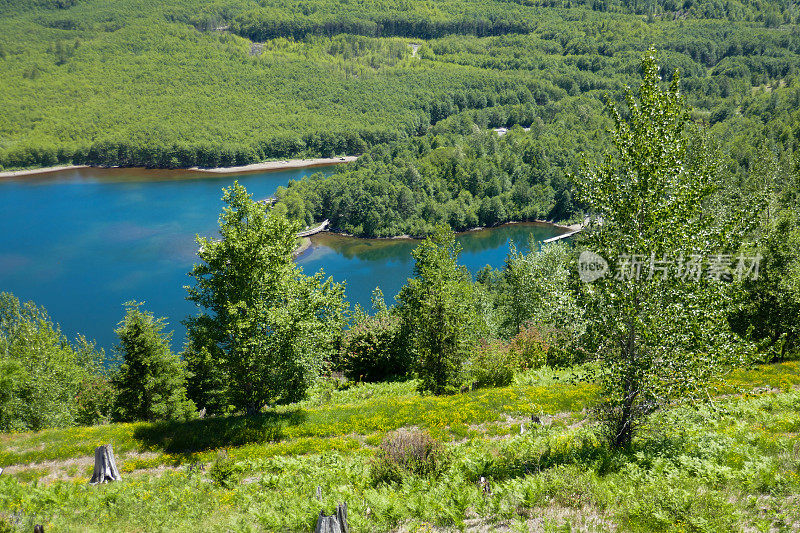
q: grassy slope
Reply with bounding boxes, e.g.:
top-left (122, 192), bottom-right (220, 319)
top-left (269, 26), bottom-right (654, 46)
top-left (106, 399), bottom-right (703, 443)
top-left (1, 361), bottom-right (799, 531)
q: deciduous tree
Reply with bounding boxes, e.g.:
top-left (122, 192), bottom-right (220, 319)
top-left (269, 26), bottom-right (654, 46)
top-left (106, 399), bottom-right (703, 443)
top-left (184, 183), bottom-right (346, 414)
top-left (0, 293), bottom-right (103, 431)
top-left (576, 50), bottom-right (751, 448)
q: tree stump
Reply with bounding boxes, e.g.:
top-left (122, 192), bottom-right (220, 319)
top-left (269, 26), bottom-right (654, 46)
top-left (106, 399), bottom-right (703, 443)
top-left (314, 502), bottom-right (349, 533)
top-left (89, 444), bottom-right (122, 484)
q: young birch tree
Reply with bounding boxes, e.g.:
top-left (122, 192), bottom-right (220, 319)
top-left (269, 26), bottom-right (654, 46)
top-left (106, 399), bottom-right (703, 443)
top-left (576, 49), bottom-right (752, 448)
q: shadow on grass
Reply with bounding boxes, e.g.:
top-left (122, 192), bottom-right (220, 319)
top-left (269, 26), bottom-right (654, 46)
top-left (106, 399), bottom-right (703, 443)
top-left (485, 428), bottom-right (694, 482)
top-left (132, 410), bottom-right (308, 454)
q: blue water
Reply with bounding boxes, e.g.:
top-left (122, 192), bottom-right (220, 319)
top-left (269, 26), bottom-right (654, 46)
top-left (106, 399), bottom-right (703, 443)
top-left (0, 166), bottom-right (565, 351)
top-left (298, 223), bottom-right (565, 311)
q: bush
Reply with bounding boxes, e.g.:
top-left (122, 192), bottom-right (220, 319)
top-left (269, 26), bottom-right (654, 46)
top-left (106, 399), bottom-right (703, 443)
top-left (370, 429), bottom-right (448, 485)
top-left (468, 339), bottom-right (519, 388)
top-left (75, 373), bottom-right (116, 426)
top-left (510, 323), bottom-right (581, 369)
top-left (0, 293), bottom-right (104, 431)
top-left (508, 325), bottom-right (549, 370)
top-left (341, 312), bottom-right (407, 382)
top-left (208, 450), bottom-right (241, 488)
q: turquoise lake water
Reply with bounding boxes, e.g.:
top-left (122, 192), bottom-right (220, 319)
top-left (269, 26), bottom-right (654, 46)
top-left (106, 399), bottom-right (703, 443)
top-left (0, 166), bottom-right (566, 351)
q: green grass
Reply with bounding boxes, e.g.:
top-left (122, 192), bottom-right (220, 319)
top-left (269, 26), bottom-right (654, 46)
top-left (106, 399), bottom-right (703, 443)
top-left (0, 362), bottom-right (798, 531)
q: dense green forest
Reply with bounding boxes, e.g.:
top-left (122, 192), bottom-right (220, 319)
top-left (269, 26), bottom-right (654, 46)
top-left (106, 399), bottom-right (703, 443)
top-left (270, 72), bottom-right (800, 234)
top-left (0, 0), bottom-right (798, 172)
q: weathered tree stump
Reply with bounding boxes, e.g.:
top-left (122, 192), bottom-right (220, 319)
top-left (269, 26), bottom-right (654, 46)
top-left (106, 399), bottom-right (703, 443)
top-left (89, 444), bottom-right (122, 484)
top-left (314, 502), bottom-right (349, 533)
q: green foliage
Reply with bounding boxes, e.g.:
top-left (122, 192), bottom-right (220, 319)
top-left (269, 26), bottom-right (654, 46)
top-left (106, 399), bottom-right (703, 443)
top-left (274, 119), bottom-right (587, 237)
top-left (185, 182), bottom-right (347, 414)
top-left (340, 292), bottom-right (408, 382)
top-left (74, 373), bottom-right (115, 426)
top-left (208, 450), bottom-right (241, 488)
top-left (2, 368), bottom-right (800, 531)
top-left (468, 339), bottom-right (518, 388)
top-left (0, 292), bottom-right (103, 432)
top-left (576, 50), bottom-right (754, 448)
top-left (397, 226), bottom-right (483, 394)
top-left (509, 324), bottom-right (567, 369)
top-left (468, 323), bottom-right (580, 388)
top-left (112, 302), bottom-right (194, 422)
top-left (1, 0), bottom-right (799, 177)
top-left (730, 208), bottom-right (800, 360)
top-left (498, 241), bottom-right (584, 338)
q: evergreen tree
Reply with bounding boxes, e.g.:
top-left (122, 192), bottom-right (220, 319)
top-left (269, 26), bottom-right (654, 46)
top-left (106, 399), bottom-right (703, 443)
top-left (112, 302), bottom-right (194, 422)
top-left (397, 225), bottom-right (482, 394)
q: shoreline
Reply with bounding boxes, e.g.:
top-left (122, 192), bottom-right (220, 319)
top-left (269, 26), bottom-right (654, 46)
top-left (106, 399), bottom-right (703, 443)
top-left (313, 219), bottom-right (579, 243)
top-left (293, 237), bottom-right (312, 258)
top-left (0, 156), bottom-right (358, 180)
top-left (0, 165), bottom-right (90, 179)
top-left (190, 156), bottom-right (358, 175)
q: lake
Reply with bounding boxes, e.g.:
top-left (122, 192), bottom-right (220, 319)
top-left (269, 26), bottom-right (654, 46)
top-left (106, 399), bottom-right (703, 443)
top-left (0, 166), bottom-right (567, 351)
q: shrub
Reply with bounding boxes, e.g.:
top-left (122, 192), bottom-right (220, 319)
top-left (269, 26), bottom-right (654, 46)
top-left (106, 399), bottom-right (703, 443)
top-left (0, 293), bottom-right (104, 431)
top-left (75, 373), bottom-right (116, 426)
top-left (341, 312), bottom-right (408, 382)
top-left (509, 323), bottom-right (579, 369)
top-left (371, 429), bottom-right (448, 485)
top-left (0, 517), bottom-right (13, 533)
top-left (508, 325), bottom-right (550, 370)
top-left (468, 339), bottom-right (519, 388)
top-left (208, 450), bottom-right (241, 488)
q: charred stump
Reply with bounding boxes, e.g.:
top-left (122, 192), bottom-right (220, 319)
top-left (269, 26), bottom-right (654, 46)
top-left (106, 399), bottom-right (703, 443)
top-left (314, 502), bottom-right (349, 533)
top-left (89, 444), bottom-right (122, 484)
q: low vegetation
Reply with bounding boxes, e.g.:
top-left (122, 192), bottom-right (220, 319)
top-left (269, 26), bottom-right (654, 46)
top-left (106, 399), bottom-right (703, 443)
top-left (0, 364), bottom-right (798, 531)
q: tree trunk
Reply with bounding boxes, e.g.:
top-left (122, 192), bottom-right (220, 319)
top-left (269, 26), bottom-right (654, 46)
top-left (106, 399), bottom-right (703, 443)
top-left (314, 502), bottom-right (349, 533)
top-left (89, 444), bottom-right (122, 484)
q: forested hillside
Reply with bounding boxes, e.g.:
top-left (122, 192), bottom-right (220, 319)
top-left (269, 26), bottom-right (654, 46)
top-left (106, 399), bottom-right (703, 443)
top-left (2, 50), bottom-right (800, 531)
top-left (0, 0), bottom-right (798, 171)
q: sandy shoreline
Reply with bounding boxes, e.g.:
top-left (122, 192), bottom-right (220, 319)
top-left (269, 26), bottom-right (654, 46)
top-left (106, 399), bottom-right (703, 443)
top-left (0, 165), bottom-right (90, 178)
top-left (0, 156), bottom-right (358, 179)
top-left (293, 237), bottom-right (313, 258)
top-left (191, 156), bottom-right (358, 174)
top-left (316, 219), bottom-right (579, 243)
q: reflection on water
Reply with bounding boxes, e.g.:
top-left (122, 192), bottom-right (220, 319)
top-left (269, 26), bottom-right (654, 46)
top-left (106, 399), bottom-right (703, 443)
top-left (298, 222), bottom-right (567, 309)
top-left (0, 165), bottom-right (566, 350)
